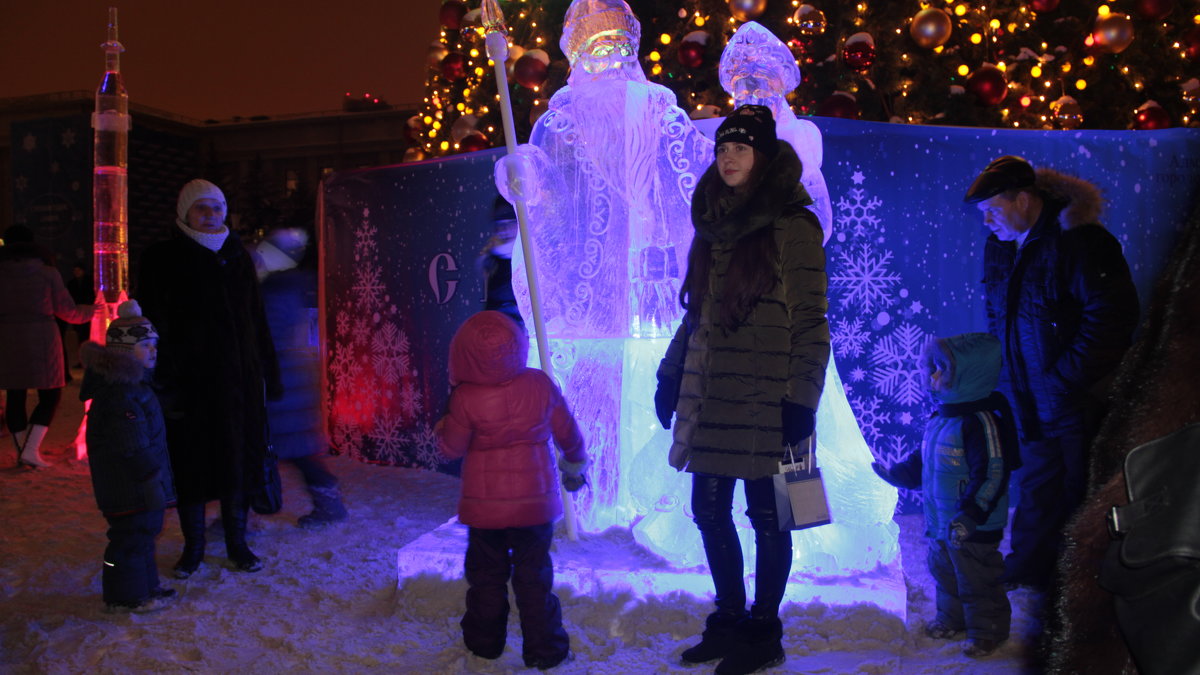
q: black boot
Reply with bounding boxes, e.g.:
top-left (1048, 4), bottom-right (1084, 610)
top-left (173, 502), bottom-right (207, 579)
top-left (680, 610), bottom-right (745, 665)
top-left (714, 614), bottom-right (785, 675)
top-left (221, 498), bottom-right (262, 572)
top-left (298, 484), bottom-right (348, 529)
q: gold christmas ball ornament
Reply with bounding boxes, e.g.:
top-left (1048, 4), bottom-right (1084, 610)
top-left (793, 4), bottom-right (827, 37)
top-left (910, 7), bottom-right (953, 49)
top-left (1093, 12), bottom-right (1135, 54)
top-left (728, 0), bottom-right (767, 23)
top-left (1050, 95), bottom-right (1084, 130)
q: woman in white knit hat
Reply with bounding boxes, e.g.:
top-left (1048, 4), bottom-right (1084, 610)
top-left (137, 179), bottom-right (281, 577)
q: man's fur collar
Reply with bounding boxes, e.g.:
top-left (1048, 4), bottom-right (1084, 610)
top-left (1035, 168), bottom-right (1103, 230)
top-left (692, 140), bottom-right (812, 243)
top-left (79, 341), bottom-right (146, 384)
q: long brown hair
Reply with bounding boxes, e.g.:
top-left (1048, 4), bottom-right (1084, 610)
top-left (681, 152), bottom-right (780, 330)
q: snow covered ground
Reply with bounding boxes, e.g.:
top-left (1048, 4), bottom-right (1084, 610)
top-left (1, 378), bottom-right (1043, 674)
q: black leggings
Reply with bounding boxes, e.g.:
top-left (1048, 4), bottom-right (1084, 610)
top-left (5, 388), bottom-right (63, 433)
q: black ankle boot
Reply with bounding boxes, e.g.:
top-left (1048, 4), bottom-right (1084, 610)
top-left (221, 498), bottom-right (262, 572)
top-left (173, 502), bottom-right (207, 579)
top-left (714, 615), bottom-right (784, 675)
top-left (680, 611), bottom-right (745, 665)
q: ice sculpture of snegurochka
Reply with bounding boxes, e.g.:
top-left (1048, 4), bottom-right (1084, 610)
top-left (497, 3), bottom-right (898, 577)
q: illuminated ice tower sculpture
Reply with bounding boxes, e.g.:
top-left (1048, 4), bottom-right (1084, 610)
top-left (76, 7), bottom-right (130, 461)
top-left (92, 7), bottom-right (130, 332)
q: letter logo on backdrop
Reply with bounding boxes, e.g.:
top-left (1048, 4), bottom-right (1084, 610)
top-left (429, 253), bottom-right (460, 304)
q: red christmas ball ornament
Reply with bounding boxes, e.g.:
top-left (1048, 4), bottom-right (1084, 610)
top-left (816, 92), bottom-right (860, 119)
top-left (1029, 0), bottom-right (1060, 11)
top-left (678, 40), bottom-right (705, 69)
top-left (966, 64), bottom-right (1008, 106)
top-left (1134, 102), bottom-right (1171, 130)
top-left (440, 52), bottom-right (467, 81)
top-left (513, 53), bottom-right (549, 89)
top-left (459, 132), bottom-right (490, 153)
top-left (842, 32), bottom-right (877, 71)
top-left (439, 1), bottom-right (468, 30)
top-left (1133, 0), bottom-right (1174, 21)
top-left (1184, 25), bottom-right (1200, 61)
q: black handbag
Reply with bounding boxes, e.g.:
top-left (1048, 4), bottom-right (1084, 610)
top-left (1100, 422), bottom-right (1200, 675)
top-left (250, 448), bottom-right (283, 515)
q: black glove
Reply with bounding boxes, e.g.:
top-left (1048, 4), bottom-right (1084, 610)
top-left (780, 399), bottom-right (816, 447)
top-left (871, 461), bottom-right (895, 486)
top-left (654, 373), bottom-right (680, 430)
top-left (562, 472), bottom-right (587, 492)
top-left (138, 472), bottom-right (166, 512)
top-left (948, 512), bottom-right (978, 549)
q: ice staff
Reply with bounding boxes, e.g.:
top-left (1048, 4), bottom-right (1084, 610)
top-left (77, 7), bottom-right (131, 459)
top-left (481, 0), bottom-right (577, 541)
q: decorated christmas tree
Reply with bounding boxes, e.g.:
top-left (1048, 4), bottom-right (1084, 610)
top-left (413, 0), bottom-right (1200, 158)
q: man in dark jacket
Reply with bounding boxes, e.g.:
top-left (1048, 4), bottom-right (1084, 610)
top-left (964, 156), bottom-right (1139, 590)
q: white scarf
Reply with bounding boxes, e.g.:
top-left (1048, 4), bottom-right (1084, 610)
top-left (176, 219), bottom-right (229, 252)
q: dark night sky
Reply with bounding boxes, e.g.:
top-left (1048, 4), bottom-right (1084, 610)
top-left (0, 0), bottom-right (441, 120)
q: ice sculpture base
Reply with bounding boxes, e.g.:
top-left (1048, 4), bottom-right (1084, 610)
top-left (396, 518), bottom-right (906, 620)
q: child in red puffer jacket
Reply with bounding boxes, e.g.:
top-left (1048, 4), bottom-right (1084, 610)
top-left (435, 310), bottom-right (588, 670)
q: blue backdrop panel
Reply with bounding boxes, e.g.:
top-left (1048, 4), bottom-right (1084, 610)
top-left (320, 149), bottom-right (504, 472)
top-left (320, 122), bottom-right (1200, 514)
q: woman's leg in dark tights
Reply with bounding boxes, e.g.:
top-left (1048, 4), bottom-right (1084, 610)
top-left (28, 388), bottom-right (63, 427)
top-left (692, 473), bottom-right (746, 615)
top-left (5, 390), bottom-right (28, 434)
top-left (743, 475), bottom-right (793, 618)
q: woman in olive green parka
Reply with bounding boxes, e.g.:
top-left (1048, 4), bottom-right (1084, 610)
top-left (654, 105), bottom-right (830, 675)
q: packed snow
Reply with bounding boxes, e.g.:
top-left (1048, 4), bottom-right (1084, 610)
top-left (1, 383), bottom-right (1043, 674)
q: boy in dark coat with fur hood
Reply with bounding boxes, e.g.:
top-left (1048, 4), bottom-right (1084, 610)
top-left (80, 300), bottom-right (178, 614)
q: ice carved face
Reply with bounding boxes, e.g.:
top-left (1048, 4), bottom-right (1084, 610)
top-left (577, 30), bottom-right (638, 75)
top-left (720, 23), bottom-right (800, 116)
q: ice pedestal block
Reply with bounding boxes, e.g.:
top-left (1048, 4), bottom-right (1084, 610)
top-left (396, 518), bottom-right (906, 620)
top-left (527, 335), bottom-right (900, 580)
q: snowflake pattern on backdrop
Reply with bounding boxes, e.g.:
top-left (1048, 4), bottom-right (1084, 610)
top-left (326, 207), bottom-right (427, 467)
top-left (827, 167), bottom-right (930, 512)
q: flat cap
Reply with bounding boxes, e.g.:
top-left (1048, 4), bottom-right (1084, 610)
top-left (964, 155), bottom-right (1036, 204)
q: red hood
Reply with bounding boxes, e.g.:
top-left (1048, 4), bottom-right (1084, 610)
top-left (448, 311), bottom-right (528, 387)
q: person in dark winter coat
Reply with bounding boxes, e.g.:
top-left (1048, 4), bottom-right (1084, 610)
top-left (254, 226), bottom-right (347, 528)
top-left (654, 105), bottom-right (830, 675)
top-left (435, 310), bottom-right (588, 671)
top-left (964, 156), bottom-right (1139, 591)
top-left (0, 225), bottom-right (94, 468)
top-left (479, 196), bottom-right (523, 330)
top-left (137, 179), bottom-right (281, 578)
top-left (79, 300), bottom-right (178, 614)
top-left (873, 332), bottom-right (1019, 659)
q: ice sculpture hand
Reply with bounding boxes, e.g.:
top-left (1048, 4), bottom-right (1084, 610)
top-left (493, 146), bottom-right (549, 207)
top-left (654, 372), bottom-right (679, 430)
top-left (780, 399), bottom-right (815, 446)
top-left (948, 512), bottom-right (977, 549)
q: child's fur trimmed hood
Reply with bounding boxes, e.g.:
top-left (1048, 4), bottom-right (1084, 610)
top-left (1035, 168), bottom-right (1104, 230)
top-left (79, 341), bottom-right (146, 384)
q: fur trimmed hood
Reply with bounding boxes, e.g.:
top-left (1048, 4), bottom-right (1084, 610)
top-left (1035, 168), bottom-right (1103, 230)
top-left (79, 341), bottom-right (147, 386)
top-left (692, 140), bottom-right (812, 243)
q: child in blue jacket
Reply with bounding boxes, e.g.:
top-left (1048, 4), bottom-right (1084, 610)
top-left (80, 300), bottom-right (178, 614)
top-left (873, 332), bottom-right (1019, 659)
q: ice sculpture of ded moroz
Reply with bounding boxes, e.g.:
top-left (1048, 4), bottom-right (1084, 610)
top-left (495, 0), bottom-right (713, 532)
